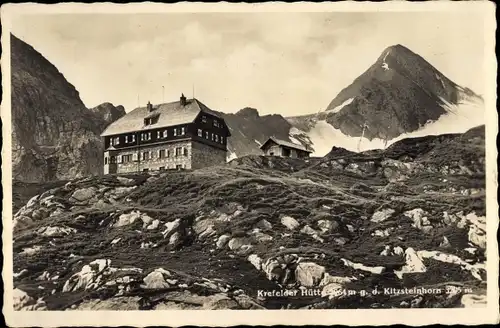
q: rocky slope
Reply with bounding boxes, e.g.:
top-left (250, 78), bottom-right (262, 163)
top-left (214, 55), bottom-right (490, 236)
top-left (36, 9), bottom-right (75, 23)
top-left (12, 126), bottom-right (486, 310)
top-left (287, 44), bottom-right (484, 155)
top-left (10, 34), bottom-right (125, 182)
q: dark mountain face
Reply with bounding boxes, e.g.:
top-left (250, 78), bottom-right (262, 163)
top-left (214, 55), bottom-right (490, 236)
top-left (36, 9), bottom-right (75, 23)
top-left (10, 34), bottom-right (124, 182)
top-left (217, 108), bottom-right (311, 158)
top-left (323, 44), bottom-right (482, 140)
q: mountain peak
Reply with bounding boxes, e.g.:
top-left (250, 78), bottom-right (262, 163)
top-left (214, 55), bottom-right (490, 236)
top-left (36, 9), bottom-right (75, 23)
top-left (324, 44), bottom-right (483, 141)
top-left (236, 107), bottom-right (260, 118)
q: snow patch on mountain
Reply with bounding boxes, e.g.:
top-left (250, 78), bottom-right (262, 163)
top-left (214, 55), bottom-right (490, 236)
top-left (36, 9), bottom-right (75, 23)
top-left (382, 50), bottom-right (391, 71)
top-left (302, 99), bottom-right (484, 155)
top-left (326, 97), bottom-right (354, 114)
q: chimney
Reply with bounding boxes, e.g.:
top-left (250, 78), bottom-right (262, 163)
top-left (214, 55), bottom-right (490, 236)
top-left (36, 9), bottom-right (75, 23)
top-left (147, 101), bottom-right (153, 112)
top-left (180, 93), bottom-right (187, 106)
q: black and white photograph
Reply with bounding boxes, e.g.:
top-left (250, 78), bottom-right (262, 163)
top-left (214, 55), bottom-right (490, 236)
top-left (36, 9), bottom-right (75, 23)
top-left (1, 2), bottom-right (498, 326)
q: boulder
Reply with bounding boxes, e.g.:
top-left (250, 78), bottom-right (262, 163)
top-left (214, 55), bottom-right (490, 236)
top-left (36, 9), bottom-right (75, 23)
top-left (317, 219), bottom-right (338, 234)
top-left (371, 208), bottom-right (395, 223)
top-left (162, 219), bottom-right (181, 238)
top-left (115, 211), bottom-right (141, 227)
top-left (37, 226), bottom-right (77, 237)
top-left (116, 176), bottom-right (135, 186)
top-left (216, 234), bottom-right (231, 249)
top-left (394, 248), bottom-right (427, 279)
top-left (228, 237), bottom-right (251, 251)
top-left (295, 262), bottom-right (326, 287)
top-left (256, 219), bottom-right (273, 231)
top-left (404, 208), bottom-right (432, 231)
top-left (466, 214), bottom-right (486, 249)
top-left (248, 254), bottom-right (262, 270)
top-left (439, 236), bottom-right (451, 248)
top-left (281, 216), bottom-right (300, 230)
top-left (341, 258), bottom-right (385, 275)
top-left (71, 187), bottom-right (97, 203)
top-left (141, 268), bottom-right (171, 289)
top-left (169, 232), bottom-right (181, 247)
top-left (146, 219), bottom-right (160, 230)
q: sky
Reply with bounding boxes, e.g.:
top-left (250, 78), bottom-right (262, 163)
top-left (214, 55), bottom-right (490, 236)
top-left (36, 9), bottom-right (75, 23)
top-left (11, 11), bottom-right (486, 116)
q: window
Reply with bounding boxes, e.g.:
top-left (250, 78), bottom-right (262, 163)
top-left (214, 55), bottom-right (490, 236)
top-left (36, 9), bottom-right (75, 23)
top-left (159, 166), bottom-right (165, 171)
top-left (167, 149), bottom-right (171, 158)
top-left (114, 137), bottom-right (120, 145)
top-left (215, 134), bottom-right (219, 142)
top-left (202, 115), bottom-right (207, 123)
top-left (176, 164), bottom-right (183, 170)
top-left (213, 119), bottom-right (219, 128)
top-left (143, 168), bottom-right (149, 172)
top-left (157, 131), bottom-right (161, 139)
top-left (211, 133), bottom-right (214, 141)
top-left (163, 130), bottom-right (168, 138)
top-left (205, 131), bottom-right (209, 139)
top-left (180, 127), bottom-right (185, 135)
top-left (173, 128), bottom-right (177, 136)
top-left (159, 149), bottom-right (166, 159)
top-left (132, 135), bottom-right (136, 142)
top-left (197, 129), bottom-right (202, 137)
top-left (125, 135), bottom-right (129, 143)
top-left (142, 152), bottom-right (150, 161)
top-left (144, 115), bottom-right (159, 126)
top-left (147, 132), bottom-right (151, 140)
top-left (183, 148), bottom-right (188, 156)
top-left (220, 136), bottom-right (224, 144)
top-left (105, 157), bottom-right (108, 165)
top-left (110, 156), bottom-right (116, 164)
top-left (122, 155), bottom-right (132, 163)
top-left (175, 147), bottom-right (182, 157)
top-left (141, 133), bottom-right (145, 141)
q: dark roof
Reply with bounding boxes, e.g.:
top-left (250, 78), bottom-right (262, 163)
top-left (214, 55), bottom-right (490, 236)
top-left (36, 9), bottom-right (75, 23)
top-left (260, 137), bottom-right (312, 152)
top-left (101, 98), bottom-right (223, 137)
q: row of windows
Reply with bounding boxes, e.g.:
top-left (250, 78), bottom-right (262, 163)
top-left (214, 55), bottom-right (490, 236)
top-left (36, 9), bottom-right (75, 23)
top-left (105, 147), bottom-right (189, 164)
top-left (197, 129), bottom-right (224, 144)
top-left (109, 127), bottom-right (187, 146)
top-left (201, 115), bottom-right (222, 128)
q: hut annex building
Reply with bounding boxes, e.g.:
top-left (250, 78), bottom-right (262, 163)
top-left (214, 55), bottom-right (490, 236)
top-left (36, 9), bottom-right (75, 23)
top-left (101, 94), bottom-right (231, 174)
top-left (260, 137), bottom-right (312, 158)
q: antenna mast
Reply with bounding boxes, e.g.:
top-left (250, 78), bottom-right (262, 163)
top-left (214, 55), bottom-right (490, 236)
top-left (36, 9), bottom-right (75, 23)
top-left (192, 84), bottom-right (195, 99)
top-left (162, 86), bottom-right (165, 103)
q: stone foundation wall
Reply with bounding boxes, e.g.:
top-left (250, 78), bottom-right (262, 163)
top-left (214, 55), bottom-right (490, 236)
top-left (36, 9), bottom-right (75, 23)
top-left (191, 140), bottom-right (227, 169)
